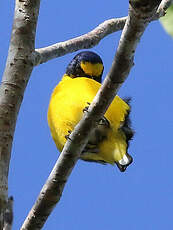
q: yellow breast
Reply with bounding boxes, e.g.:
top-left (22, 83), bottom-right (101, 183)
top-left (47, 75), bottom-right (129, 164)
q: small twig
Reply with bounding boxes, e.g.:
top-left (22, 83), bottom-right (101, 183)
top-left (155, 0), bottom-right (173, 17)
top-left (20, 0), bottom-right (162, 229)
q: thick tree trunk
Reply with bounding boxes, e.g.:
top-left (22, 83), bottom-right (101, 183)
top-left (0, 0), bottom-right (40, 228)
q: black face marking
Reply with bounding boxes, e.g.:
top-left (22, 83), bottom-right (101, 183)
top-left (84, 74), bottom-right (102, 83)
top-left (66, 51), bottom-right (103, 83)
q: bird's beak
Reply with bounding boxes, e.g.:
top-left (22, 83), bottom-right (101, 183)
top-left (116, 153), bottom-right (133, 172)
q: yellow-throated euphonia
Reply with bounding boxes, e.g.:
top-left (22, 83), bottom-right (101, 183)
top-left (47, 51), bottom-right (134, 172)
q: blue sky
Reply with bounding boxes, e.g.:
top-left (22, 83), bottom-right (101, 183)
top-left (1, 1), bottom-right (173, 229)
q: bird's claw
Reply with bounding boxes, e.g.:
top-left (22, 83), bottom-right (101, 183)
top-left (98, 116), bottom-right (110, 127)
top-left (65, 130), bottom-right (72, 141)
top-left (83, 102), bottom-right (91, 113)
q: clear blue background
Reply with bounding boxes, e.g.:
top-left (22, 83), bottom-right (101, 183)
top-left (1, 1), bottom-right (173, 229)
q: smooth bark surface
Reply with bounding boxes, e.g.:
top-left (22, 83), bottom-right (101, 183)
top-left (0, 0), bottom-right (40, 229)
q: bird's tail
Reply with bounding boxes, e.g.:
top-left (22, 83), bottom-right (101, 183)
top-left (115, 152), bottom-right (133, 172)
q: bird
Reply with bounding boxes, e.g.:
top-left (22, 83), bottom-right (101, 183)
top-left (47, 51), bottom-right (134, 172)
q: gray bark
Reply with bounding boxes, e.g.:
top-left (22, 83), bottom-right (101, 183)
top-left (0, 0), bottom-right (40, 228)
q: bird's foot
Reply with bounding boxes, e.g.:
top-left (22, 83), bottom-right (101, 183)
top-left (65, 130), bottom-right (72, 141)
top-left (83, 102), bottom-right (91, 113)
top-left (98, 116), bottom-right (110, 127)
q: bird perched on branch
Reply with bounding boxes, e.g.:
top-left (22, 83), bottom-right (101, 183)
top-left (47, 51), bottom-right (134, 172)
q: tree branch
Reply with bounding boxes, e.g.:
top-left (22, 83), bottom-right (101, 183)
top-left (155, 0), bottom-right (173, 17)
top-left (32, 0), bottom-right (171, 66)
top-left (33, 17), bottom-right (127, 65)
top-left (0, 0), bottom-right (40, 229)
top-left (3, 196), bottom-right (13, 230)
top-left (20, 0), bottom-right (162, 229)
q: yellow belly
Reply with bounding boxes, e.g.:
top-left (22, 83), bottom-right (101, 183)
top-left (47, 76), bottom-right (129, 164)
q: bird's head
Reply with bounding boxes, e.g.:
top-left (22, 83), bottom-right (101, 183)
top-left (66, 51), bottom-right (104, 83)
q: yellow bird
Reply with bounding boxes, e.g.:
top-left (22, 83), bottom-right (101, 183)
top-left (48, 51), bottom-right (134, 172)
